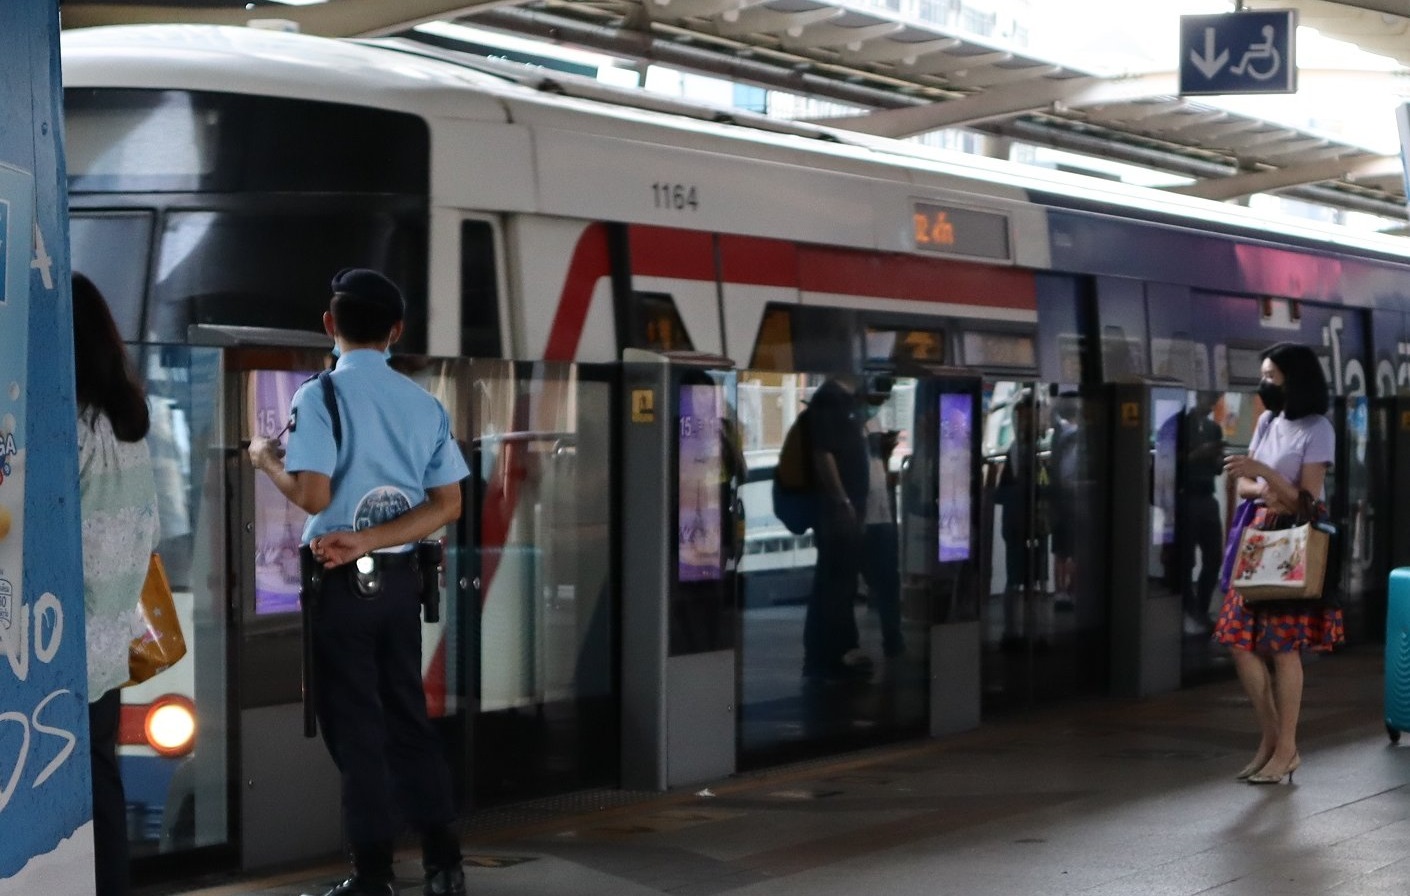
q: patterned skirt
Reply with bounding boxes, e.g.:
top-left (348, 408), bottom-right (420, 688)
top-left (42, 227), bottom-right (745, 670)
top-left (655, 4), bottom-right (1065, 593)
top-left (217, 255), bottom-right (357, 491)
top-left (1212, 508), bottom-right (1344, 655)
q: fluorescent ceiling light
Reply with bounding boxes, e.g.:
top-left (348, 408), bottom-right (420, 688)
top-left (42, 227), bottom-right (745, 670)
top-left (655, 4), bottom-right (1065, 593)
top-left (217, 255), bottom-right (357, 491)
top-left (265, 0), bottom-right (327, 6)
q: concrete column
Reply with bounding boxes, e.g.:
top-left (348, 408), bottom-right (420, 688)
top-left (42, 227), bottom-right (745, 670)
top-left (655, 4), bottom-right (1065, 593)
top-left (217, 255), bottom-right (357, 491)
top-left (0, 2), bottom-right (89, 894)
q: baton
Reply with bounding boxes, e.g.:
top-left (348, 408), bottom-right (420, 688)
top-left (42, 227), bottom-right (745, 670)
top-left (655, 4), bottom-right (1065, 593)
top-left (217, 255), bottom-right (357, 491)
top-left (298, 545), bottom-right (321, 738)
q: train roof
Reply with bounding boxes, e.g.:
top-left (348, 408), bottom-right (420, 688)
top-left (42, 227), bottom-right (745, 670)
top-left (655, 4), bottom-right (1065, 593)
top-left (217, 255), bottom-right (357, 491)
top-left (61, 24), bottom-right (1410, 268)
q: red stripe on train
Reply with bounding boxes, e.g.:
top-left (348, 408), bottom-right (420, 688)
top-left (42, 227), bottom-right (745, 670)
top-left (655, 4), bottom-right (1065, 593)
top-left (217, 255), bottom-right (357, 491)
top-left (544, 224), bottom-right (1036, 361)
top-left (544, 222), bottom-right (612, 361)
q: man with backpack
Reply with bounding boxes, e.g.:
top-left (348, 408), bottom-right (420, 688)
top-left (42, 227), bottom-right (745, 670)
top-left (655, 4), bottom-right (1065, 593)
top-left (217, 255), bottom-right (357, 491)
top-left (783, 375), bottom-right (903, 681)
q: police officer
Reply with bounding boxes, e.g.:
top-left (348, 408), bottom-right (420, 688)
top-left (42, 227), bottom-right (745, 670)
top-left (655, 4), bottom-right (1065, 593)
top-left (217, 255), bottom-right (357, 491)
top-left (247, 269), bottom-right (468, 896)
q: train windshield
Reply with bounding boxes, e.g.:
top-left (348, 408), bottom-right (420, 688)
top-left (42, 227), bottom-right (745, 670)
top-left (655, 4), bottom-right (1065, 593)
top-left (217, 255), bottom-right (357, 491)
top-left (66, 87), bottom-right (431, 348)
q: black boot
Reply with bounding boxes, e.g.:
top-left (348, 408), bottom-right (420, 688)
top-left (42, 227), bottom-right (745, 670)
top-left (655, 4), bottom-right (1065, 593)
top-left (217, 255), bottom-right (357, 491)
top-left (304, 877), bottom-right (395, 896)
top-left (422, 826), bottom-right (465, 896)
top-left (423, 865), bottom-right (465, 896)
top-left (301, 840), bottom-right (396, 896)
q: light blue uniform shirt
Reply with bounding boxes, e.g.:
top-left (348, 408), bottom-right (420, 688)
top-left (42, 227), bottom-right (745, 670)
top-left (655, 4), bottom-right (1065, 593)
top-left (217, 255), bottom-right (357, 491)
top-left (283, 349), bottom-right (469, 547)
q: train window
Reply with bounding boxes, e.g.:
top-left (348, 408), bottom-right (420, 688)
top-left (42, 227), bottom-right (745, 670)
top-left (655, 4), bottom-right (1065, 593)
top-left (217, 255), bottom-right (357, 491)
top-left (1226, 345), bottom-right (1266, 386)
top-left (628, 291), bottom-right (694, 352)
top-left (867, 325), bottom-right (946, 366)
top-left (149, 210), bottom-right (428, 350)
top-left (750, 305), bottom-right (794, 370)
top-left (751, 303), bottom-right (857, 372)
top-left (66, 89), bottom-right (428, 195)
top-left (71, 211), bottom-right (154, 340)
top-left (460, 220), bottom-right (502, 358)
top-left (960, 330), bottom-right (1035, 370)
top-left (66, 90), bottom-right (220, 189)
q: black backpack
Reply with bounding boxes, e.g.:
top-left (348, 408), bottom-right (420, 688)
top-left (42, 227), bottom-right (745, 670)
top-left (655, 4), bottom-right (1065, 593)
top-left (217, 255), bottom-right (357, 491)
top-left (772, 407), bottom-right (815, 535)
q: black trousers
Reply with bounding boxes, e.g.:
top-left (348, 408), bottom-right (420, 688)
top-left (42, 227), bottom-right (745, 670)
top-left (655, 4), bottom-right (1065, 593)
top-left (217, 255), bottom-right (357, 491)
top-left (1182, 492), bottom-right (1225, 618)
top-left (311, 564), bottom-right (457, 868)
top-left (90, 688), bottom-right (128, 896)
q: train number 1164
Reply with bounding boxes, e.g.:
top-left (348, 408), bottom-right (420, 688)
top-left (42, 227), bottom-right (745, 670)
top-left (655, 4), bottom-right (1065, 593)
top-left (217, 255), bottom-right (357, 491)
top-left (652, 182), bottom-right (699, 211)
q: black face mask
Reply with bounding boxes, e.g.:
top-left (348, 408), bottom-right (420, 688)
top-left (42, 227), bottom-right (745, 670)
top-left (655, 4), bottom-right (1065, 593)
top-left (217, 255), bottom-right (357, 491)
top-left (1258, 379), bottom-right (1285, 414)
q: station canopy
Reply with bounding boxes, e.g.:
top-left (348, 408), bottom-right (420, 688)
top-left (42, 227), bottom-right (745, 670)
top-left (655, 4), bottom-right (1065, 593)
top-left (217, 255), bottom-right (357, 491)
top-left (64, 0), bottom-right (1410, 224)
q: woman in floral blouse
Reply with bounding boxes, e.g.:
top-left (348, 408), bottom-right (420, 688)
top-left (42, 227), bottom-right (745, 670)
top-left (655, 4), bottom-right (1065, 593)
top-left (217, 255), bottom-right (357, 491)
top-left (74, 273), bottom-right (159, 896)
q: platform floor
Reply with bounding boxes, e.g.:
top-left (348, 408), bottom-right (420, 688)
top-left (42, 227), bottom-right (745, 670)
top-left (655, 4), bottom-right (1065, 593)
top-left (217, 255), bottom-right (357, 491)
top-left (154, 648), bottom-right (1410, 896)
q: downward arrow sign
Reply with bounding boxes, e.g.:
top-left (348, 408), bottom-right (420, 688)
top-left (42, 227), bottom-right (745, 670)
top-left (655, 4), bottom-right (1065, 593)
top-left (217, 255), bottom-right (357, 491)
top-left (1189, 27), bottom-right (1229, 78)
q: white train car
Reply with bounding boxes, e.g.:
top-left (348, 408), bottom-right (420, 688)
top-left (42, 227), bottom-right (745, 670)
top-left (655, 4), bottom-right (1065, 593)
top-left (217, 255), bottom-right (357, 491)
top-left (59, 23), bottom-right (1410, 867)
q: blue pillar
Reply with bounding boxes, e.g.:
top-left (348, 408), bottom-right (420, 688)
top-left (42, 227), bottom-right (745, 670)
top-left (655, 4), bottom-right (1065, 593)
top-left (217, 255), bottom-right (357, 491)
top-left (0, 1), bottom-right (89, 893)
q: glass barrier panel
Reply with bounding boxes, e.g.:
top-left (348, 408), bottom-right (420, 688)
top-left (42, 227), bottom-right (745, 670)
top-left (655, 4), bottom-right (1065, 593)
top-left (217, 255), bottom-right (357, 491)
top-left (460, 360), bottom-right (617, 798)
top-left (125, 344), bottom-right (229, 856)
top-left (736, 370), bottom-right (929, 767)
top-left (980, 382), bottom-right (1111, 708)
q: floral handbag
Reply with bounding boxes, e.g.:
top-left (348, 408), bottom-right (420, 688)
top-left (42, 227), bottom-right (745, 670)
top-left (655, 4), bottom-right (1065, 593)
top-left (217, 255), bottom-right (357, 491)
top-left (1231, 491), bottom-right (1334, 605)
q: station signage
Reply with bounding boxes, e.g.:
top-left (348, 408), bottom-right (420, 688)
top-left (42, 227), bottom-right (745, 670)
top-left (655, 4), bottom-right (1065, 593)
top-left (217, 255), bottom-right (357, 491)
top-left (910, 201), bottom-right (1011, 261)
top-left (1179, 10), bottom-right (1297, 96)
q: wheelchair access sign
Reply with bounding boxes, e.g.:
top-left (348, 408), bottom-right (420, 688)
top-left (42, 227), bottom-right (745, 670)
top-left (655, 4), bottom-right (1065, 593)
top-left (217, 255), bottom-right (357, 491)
top-left (1179, 10), bottom-right (1296, 97)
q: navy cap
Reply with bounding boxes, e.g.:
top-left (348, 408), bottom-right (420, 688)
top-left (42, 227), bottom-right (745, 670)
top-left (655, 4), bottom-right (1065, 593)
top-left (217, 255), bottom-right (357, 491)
top-left (331, 268), bottom-right (404, 321)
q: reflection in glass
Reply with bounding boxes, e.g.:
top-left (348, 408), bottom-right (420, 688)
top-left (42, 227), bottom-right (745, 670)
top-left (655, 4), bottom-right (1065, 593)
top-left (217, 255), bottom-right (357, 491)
top-left (980, 382), bottom-right (1110, 709)
top-left (737, 371), bottom-right (930, 768)
top-left (248, 370), bottom-right (315, 616)
top-left (123, 344), bottom-right (228, 858)
top-left (463, 361), bottom-right (617, 799)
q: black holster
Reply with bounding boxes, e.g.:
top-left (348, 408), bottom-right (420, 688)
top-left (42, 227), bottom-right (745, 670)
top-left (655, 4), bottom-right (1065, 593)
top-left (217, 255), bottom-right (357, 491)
top-left (297, 544), bottom-right (324, 738)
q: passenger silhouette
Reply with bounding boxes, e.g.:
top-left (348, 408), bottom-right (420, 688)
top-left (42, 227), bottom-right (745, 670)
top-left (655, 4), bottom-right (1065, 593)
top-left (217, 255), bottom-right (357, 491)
top-left (994, 391), bottom-right (1050, 650)
top-left (801, 374), bottom-right (903, 681)
top-left (1180, 392), bottom-right (1226, 633)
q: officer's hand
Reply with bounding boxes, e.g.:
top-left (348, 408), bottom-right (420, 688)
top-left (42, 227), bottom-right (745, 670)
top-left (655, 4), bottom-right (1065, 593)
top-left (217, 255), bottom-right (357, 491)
top-left (313, 531), bottom-right (369, 569)
top-left (247, 437), bottom-right (285, 473)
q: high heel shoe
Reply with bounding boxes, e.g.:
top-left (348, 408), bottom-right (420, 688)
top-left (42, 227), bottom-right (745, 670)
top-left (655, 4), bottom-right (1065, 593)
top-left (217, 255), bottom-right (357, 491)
top-left (1235, 754), bottom-right (1272, 781)
top-left (1247, 753), bottom-right (1300, 785)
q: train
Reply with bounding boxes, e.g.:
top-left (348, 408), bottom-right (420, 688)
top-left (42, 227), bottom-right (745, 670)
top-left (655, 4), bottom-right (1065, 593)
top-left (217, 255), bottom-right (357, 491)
top-left (59, 21), bottom-right (1410, 874)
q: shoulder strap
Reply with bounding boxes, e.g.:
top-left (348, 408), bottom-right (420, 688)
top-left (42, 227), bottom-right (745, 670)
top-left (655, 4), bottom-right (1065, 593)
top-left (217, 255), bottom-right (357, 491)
top-left (318, 370), bottom-right (342, 449)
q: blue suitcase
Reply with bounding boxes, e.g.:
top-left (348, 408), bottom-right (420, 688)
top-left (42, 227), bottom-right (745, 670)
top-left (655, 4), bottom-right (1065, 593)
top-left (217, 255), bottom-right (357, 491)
top-left (1386, 569), bottom-right (1410, 744)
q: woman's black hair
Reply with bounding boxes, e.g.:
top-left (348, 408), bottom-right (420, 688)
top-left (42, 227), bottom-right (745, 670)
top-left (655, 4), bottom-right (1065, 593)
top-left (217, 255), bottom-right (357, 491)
top-left (1261, 341), bottom-right (1329, 420)
top-left (72, 273), bottom-right (150, 442)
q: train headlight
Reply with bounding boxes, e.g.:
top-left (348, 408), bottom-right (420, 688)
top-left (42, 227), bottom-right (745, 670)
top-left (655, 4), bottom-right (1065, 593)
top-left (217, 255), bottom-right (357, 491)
top-left (144, 696), bottom-right (196, 757)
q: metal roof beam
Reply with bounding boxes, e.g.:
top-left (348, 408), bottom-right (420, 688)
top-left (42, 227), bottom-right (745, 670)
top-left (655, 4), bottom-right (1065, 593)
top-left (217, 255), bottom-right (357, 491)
top-left (645, 0), bottom-right (765, 21)
top-left (949, 63), bottom-right (1063, 89)
top-left (838, 37), bottom-right (960, 63)
top-left (782, 20), bottom-right (906, 51)
top-left (60, 0), bottom-right (517, 37)
top-left (715, 5), bottom-right (841, 37)
top-left (1169, 155), bottom-right (1403, 201)
top-left (902, 48), bottom-right (1012, 76)
top-left (806, 73), bottom-right (1174, 138)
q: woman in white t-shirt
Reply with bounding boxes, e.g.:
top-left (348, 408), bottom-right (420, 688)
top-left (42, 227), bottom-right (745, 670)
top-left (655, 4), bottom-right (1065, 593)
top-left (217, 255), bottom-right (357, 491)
top-left (1215, 342), bottom-right (1342, 785)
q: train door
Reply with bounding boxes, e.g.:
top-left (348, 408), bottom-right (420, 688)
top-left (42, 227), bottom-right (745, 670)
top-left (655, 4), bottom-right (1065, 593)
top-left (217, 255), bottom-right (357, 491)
top-left (459, 360), bottom-right (619, 805)
top-left (978, 380), bottom-right (1111, 710)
